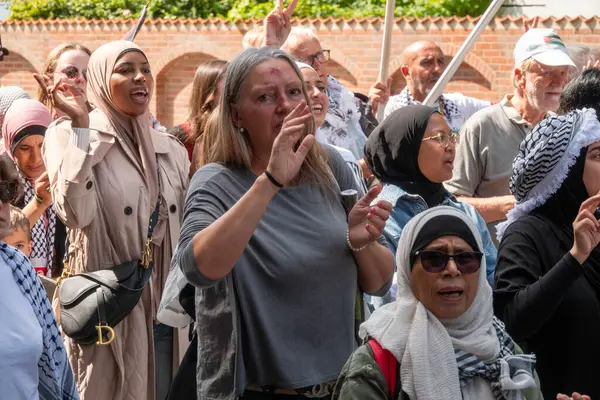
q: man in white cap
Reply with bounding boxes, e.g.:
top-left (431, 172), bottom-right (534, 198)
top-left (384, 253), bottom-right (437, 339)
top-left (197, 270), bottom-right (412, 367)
top-left (445, 29), bottom-right (576, 245)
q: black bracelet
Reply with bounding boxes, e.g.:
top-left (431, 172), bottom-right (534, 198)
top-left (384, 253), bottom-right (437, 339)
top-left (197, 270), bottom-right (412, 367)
top-left (264, 170), bottom-right (283, 188)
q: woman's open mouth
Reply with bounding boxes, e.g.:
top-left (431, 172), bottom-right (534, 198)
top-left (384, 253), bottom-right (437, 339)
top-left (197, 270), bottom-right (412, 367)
top-left (130, 88), bottom-right (149, 104)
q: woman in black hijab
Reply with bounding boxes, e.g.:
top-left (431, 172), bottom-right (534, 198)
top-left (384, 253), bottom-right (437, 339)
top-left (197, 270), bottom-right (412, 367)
top-left (365, 105), bottom-right (496, 308)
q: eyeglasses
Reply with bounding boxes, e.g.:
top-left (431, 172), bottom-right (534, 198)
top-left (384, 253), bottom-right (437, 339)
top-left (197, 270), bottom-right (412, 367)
top-left (58, 66), bottom-right (87, 81)
top-left (414, 250), bottom-right (483, 274)
top-left (422, 132), bottom-right (459, 148)
top-left (0, 181), bottom-right (18, 204)
top-left (300, 50), bottom-right (330, 67)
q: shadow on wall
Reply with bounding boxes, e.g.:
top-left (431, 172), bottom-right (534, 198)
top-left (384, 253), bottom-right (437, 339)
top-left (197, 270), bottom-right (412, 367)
top-left (389, 55), bottom-right (492, 99)
top-left (0, 52), bottom-right (38, 97)
top-left (327, 59), bottom-right (358, 93)
top-left (156, 52), bottom-right (226, 128)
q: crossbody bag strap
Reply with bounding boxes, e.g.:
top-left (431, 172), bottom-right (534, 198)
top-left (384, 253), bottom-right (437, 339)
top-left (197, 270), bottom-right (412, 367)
top-left (141, 156), bottom-right (162, 269)
top-left (60, 157), bottom-right (162, 283)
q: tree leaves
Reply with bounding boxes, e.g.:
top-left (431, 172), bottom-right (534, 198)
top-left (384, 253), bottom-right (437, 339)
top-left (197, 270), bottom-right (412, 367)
top-left (9, 0), bottom-right (491, 21)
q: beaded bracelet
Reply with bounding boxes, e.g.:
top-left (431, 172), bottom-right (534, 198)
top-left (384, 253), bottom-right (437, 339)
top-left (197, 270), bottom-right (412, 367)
top-left (346, 229), bottom-right (370, 252)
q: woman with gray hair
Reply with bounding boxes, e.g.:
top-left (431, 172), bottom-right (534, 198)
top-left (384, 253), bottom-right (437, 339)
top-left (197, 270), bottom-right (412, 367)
top-left (176, 46), bottom-right (394, 399)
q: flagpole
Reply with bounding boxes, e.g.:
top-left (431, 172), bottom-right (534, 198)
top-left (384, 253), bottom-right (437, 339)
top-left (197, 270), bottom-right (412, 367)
top-left (375, 0), bottom-right (396, 122)
top-left (123, 0), bottom-right (152, 42)
top-left (423, 0), bottom-right (506, 107)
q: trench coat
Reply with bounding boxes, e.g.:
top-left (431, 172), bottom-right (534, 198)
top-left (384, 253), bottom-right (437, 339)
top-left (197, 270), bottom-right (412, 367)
top-left (43, 112), bottom-right (190, 400)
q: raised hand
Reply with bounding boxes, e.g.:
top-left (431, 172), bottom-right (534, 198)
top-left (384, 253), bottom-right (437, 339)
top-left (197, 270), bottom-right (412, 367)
top-left (264, 0), bottom-right (299, 48)
top-left (556, 393), bottom-right (591, 400)
top-left (33, 171), bottom-right (52, 208)
top-left (347, 185), bottom-right (392, 250)
top-left (33, 73), bottom-right (89, 127)
top-left (570, 191), bottom-right (600, 264)
top-left (523, 16), bottom-right (539, 33)
top-left (368, 77), bottom-right (393, 115)
top-left (266, 100), bottom-right (315, 186)
top-left (584, 58), bottom-right (600, 71)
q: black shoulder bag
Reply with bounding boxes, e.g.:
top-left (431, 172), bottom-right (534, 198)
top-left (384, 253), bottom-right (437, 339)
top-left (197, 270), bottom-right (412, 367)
top-left (57, 168), bottom-right (161, 346)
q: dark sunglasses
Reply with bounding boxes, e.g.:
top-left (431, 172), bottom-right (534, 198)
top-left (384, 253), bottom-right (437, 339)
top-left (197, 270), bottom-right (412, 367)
top-left (414, 250), bottom-right (483, 274)
top-left (0, 180), bottom-right (18, 203)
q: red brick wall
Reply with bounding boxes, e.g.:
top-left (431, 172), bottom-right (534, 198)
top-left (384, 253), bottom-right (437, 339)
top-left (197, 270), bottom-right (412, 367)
top-left (0, 16), bottom-right (598, 126)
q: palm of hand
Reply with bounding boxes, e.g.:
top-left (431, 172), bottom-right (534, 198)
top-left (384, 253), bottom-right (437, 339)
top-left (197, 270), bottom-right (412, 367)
top-left (265, 12), bottom-right (290, 46)
top-left (269, 136), bottom-right (304, 184)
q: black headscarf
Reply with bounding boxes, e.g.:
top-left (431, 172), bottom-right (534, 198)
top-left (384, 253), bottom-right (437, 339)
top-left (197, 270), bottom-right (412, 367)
top-left (409, 214), bottom-right (480, 267)
top-left (533, 147), bottom-right (600, 289)
top-left (364, 104), bottom-right (447, 207)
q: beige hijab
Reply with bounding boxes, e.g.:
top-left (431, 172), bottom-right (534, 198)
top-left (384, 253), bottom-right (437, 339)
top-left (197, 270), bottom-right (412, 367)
top-left (86, 40), bottom-right (158, 205)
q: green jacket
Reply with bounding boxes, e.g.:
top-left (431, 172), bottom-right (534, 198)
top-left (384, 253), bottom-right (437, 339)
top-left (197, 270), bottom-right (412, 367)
top-left (332, 342), bottom-right (544, 400)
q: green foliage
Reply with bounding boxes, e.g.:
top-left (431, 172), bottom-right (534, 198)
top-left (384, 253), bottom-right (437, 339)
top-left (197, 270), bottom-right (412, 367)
top-left (9, 0), bottom-right (492, 21)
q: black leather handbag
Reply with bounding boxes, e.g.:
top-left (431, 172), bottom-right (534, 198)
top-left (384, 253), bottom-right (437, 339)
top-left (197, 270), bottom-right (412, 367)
top-left (57, 174), bottom-right (161, 346)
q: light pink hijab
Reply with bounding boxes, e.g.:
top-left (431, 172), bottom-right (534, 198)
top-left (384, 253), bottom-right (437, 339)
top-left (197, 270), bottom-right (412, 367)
top-left (2, 98), bottom-right (52, 160)
top-left (86, 40), bottom-right (158, 205)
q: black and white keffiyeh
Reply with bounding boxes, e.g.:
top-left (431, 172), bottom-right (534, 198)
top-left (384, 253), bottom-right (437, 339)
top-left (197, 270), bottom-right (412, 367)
top-left (19, 173), bottom-right (57, 273)
top-left (383, 87), bottom-right (461, 125)
top-left (456, 317), bottom-right (537, 400)
top-left (497, 108), bottom-right (600, 240)
top-left (0, 242), bottom-right (78, 399)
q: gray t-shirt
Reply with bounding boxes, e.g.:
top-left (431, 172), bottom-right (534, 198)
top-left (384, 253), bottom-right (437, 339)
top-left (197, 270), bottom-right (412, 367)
top-left (179, 146), bottom-right (388, 391)
top-left (445, 95), bottom-right (533, 241)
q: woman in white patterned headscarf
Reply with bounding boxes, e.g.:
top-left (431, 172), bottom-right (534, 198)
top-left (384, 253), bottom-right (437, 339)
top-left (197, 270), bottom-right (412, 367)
top-left (334, 206), bottom-right (541, 400)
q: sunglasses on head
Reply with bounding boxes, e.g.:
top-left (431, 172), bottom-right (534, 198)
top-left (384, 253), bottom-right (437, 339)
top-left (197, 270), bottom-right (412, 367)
top-left (414, 250), bottom-right (483, 274)
top-left (0, 180), bottom-right (17, 203)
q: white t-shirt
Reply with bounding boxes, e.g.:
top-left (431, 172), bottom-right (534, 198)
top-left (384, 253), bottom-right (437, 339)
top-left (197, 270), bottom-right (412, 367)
top-left (0, 259), bottom-right (43, 399)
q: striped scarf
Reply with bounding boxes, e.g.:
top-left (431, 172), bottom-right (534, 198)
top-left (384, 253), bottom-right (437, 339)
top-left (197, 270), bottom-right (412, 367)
top-left (456, 317), bottom-right (536, 400)
top-left (20, 173), bottom-right (56, 273)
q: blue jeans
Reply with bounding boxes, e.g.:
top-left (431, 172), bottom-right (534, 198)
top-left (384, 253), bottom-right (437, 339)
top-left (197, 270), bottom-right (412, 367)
top-left (154, 323), bottom-right (173, 400)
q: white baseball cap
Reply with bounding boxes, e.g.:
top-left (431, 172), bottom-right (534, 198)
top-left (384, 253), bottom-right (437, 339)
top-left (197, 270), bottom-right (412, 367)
top-left (514, 28), bottom-right (576, 68)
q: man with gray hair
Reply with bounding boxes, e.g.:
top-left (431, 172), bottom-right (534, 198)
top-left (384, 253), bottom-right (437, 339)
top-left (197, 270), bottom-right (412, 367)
top-left (281, 27), bottom-right (382, 159)
top-left (445, 29), bottom-right (575, 244)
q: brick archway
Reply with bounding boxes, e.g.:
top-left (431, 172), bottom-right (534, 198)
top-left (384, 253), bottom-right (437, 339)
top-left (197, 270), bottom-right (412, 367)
top-left (155, 52), bottom-right (225, 127)
top-left (0, 51), bottom-right (39, 98)
top-left (318, 38), bottom-right (362, 82)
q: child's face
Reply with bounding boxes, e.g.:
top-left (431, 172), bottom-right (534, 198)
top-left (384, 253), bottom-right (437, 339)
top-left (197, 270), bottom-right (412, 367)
top-left (3, 228), bottom-right (32, 257)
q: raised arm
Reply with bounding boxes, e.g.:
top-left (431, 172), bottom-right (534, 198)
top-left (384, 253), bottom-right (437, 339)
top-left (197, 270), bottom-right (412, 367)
top-left (494, 193), bottom-right (600, 340)
top-left (36, 73), bottom-right (97, 229)
top-left (179, 101), bottom-right (315, 286)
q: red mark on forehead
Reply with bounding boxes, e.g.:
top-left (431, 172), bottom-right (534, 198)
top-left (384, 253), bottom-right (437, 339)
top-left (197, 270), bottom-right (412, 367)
top-left (269, 67), bottom-right (281, 75)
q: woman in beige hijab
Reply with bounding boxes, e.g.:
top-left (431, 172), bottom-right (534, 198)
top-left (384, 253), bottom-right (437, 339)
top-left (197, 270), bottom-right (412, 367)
top-left (36, 41), bottom-right (189, 400)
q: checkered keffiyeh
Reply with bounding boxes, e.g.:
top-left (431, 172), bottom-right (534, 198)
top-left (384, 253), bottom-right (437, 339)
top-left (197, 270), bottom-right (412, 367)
top-left (383, 87), bottom-right (461, 124)
top-left (19, 173), bottom-right (57, 273)
top-left (0, 242), bottom-right (78, 399)
top-left (497, 108), bottom-right (600, 240)
top-left (456, 317), bottom-right (537, 400)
